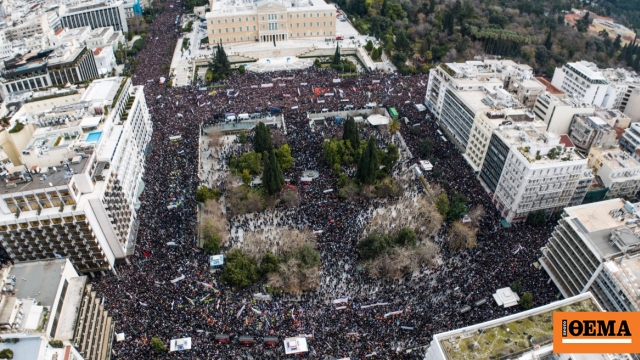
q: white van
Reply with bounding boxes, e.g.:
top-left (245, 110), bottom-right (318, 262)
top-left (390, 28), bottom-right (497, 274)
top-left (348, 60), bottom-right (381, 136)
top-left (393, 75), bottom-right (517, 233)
top-left (238, 113), bottom-right (250, 120)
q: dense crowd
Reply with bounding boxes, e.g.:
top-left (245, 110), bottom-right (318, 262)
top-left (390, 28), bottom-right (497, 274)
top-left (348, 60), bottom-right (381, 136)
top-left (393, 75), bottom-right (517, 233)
top-left (87, 0), bottom-right (561, 358)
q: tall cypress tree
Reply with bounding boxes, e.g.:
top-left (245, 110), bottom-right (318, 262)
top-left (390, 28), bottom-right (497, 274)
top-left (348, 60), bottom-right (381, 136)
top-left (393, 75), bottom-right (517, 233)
top-left (333, 44), bottom-right (341, 65)
top-left (342, 117), bottom-right (359, 150)
top-left (262, 150), bottom-right (284, 195)
top-left (357, 136), bottom-right (379, 184)
top-left (254, 122), bottom-right (273, 153)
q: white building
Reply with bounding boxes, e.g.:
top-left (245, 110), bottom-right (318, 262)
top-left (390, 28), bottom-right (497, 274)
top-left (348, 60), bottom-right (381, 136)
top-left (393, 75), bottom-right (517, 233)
top-left (540, 199), bottom-right (640, 312)
top-left (464, 108), bottom-right (545, 172)
top-left (532, 91), bottom-right (595, 135)
top-left (0, 77), bottom-right (152, 274)
top-left (551, 61), bottom-right (640, 119)
top-left (86, 26), bottom-right (125, 51)
top-left (479, 125), bottom-right (592, 222)
top-left (423, 292), bottom-right (630, 360)
top-left (551, 61), bottom-right (611, 107)
top-left (620, 123), bottom-right (640, 154)
top-left (0, 258), bottom-right (114, 360)
top-left (92, 47), bottom-right (116, 75)
top-left (60, 1), bottom-right (128, 33)
top-left (49, 26), bottom-right (92, 48)
top-left (587, 147), bottom-right (640, 199)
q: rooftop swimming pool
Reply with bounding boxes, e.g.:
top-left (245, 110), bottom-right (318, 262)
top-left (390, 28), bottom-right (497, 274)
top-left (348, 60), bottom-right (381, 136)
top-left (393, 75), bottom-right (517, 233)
top-left (86, 131), bottom-right (103, 143)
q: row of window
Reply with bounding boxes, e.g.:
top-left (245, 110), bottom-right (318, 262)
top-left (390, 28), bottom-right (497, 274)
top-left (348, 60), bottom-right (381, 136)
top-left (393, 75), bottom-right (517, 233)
top-left (212, 21), bottom-right (332, 33)
top-left (213, 31), bottom-right (333, 42)
top-left (211, 12), bottom-right (334, 24)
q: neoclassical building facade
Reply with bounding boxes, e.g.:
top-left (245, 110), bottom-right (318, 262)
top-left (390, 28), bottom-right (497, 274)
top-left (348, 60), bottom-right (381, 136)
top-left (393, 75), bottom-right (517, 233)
top-left (205, 0), bottom-right (337, 45)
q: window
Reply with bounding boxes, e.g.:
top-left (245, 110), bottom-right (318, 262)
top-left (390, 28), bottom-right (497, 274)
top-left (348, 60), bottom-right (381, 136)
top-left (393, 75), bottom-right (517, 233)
top-left (234, 37), bottom-right (236, 41)
top-left (226, 28), bottom-right (229, 32)
top-left (253, 26), bottom-right (256, 30)
top-left (330, 12), bottom-right (333, 16)
top-left (289, 14), bottom-right (292, 18)
top-left (232, 18), bottom-right (234, 22)
top-left (238, 18), bottom-right (241, 22)
top-left (296, 23), bottom-right (299, 27)
top-left (246, 17), bottom-right (248, 21)
top-left (310, 13), bottom-right (313, 17)
top-left (233, 27), bottom-right (235, 32)
top-left (323, 22), bottom-right (326, 26)
top-left (297, 14), bottom-right (299, 18)
top-left (224, 19), bottom-right (227, 23)
top-left (289, 23), bottom-right (292, 28)
top-left (303, 13), bottom-right (306, 17)
top-left (330, 21), bottom-right (332, 25)
top-left (317, 22), bottom-right (319, 26)
top-left (213, 30), bottom-right (215, 34)
top-left (246, 26), bottom-right (249, 31)
top-left (240, 37), bottom-right (243, 40)
top-left (303, 23), bottom-right (306, 27)
top-left (219, 29), bottom-right (222, 33)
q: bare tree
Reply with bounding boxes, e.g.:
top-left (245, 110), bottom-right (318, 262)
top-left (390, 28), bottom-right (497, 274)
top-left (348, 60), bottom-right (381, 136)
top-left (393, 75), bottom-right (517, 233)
top-left (267, 258), bottom-right (320, 295)
top-left (201, 200), bottom-right (229, 245)
top-left (448, 221), bottom-right (477, 250)
top-left (237, 228), bottom-right (314, 261)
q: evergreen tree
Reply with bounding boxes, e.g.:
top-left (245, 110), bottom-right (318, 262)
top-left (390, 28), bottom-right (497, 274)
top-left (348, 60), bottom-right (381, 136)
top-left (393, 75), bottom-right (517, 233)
top-left (333, 43), bottom-right (341, 65)
top-left (253, 122), bottom-right (272, 153)
top-left (381, 0), bottom-right (388, 16)
top-left (356, 136), bottom-right (379, 184)
top-left (544, 31), bottom-right (553, 50)
top-left (262, 150), bottom-right (284, 195)
top-left (208, 43), bottom-right (231, 79)
top-left (613, 34), bottom-right (622, 51)
top-left (342, 117), bottom-right (359, 150)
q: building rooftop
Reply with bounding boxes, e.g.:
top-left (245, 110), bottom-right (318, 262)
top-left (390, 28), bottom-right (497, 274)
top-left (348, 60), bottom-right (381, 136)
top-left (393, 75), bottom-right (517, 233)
top-left (591, 147), bottom-right (640, 170)
top-left (88, 27), bottom-right (111, 39)
top-left (535, 77), bottom-right (564, 94)
top-left (10, 259), bottom-right (67, 307)
top-left (208, 0), bottom-right (334, 16)
top-left (566, 61), bottom-right (608, 82)
top-left (495, 125), bottom-right (586, 164)
top-left (66, 0), bottom-right (122, 14)
top-left (430, 293), bottom-right (600, 360)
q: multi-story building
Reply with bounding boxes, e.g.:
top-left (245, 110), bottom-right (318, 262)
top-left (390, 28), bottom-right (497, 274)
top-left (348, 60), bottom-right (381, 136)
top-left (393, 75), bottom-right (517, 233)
top-left (424, 292), bottom-right (631, 360)
top-left (205, 0), bottom-right (337, 45)
top-left (3, 13), bottom-right (53, 42)
top-left (0, 77), bottom-right (152, 274)
top-left (551, 61), bottom-right (640, 118)
top-left (49, 26), bottom-right (92, 48)
top-left (93, 47), bottom-right (116, 75)
top-left (587, 147), bottom-right (640, 199)
top-left (0, 258), bottom-right (114, 360)
top-left (0, 46), bottom-right (99, 99)
top-left (86, 27), bottom-right (125, 51)
top-left (620, 123), bottom-right (640, 154)
top-left (540, 198), bottom-right (640, 312)
top-left (532, 91), bottom-right (595, 135)
top-left (60, 1), bottom-right (128, 33)
top-left (464, 108), bottom-right (545, 172)
top-left (624, 87), bottom-right (640, 122)
top-left (568, 114), bottom-right (618, 153)
top-left (551, 61), bottom-right (611, 107)
top-left (479, 124), bottom-right (592, 222)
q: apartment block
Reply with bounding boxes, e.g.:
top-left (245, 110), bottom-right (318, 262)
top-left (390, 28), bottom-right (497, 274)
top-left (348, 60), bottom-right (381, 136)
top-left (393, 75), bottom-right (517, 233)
top-left (0, 258), bottom-right (114, 360)
top-left (205, 0), bottom-right (336, 45)
top-left (86, 27), bottom-right (125, 51)
top-left (532, 91), bottom-right (595, 135)
top-left (620, 123), bottom-right (640, 154)
top-left (0, 77), bottom-right (152, 274)
top-left (479, 125), bottom-right (592, 222)
top-left (464, 108), bottom-right (545, 172)
top-left (540, 198), bottom-right (640, 312)
top-left (60, 1), bottom-right (128, 33)
top-left (551, 61), bottom-right (640, 117)
top-left (587, 147), bottom-right (640, 199)
top-left (568, 114), bottom-right (618, 153)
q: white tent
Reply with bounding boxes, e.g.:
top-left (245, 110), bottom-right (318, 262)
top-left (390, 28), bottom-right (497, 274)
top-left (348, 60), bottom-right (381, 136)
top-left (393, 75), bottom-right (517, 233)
top-left (493, 287), bottom-right (520, 308)
top-left (284, 337), bottom-right (308, 355)
top-left (116, 333), bottom-right (125, 342)
top-left (170, 337), bottom-right (192, 352)
top-left (366, 114), bottom-right (389, 126)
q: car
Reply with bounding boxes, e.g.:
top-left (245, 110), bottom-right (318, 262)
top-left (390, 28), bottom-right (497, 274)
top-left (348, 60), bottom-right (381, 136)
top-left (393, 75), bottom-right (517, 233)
top-left (349, 36), bottom-right (355, 39)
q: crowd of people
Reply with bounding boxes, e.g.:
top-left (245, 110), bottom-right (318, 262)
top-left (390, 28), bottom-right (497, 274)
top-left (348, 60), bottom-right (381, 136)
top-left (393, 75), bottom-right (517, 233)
top-left (87, 0), bottom-right (561, 358)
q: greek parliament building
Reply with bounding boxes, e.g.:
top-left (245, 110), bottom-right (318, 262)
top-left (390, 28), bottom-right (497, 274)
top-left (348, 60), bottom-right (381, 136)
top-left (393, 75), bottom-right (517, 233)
top-left (205, 0), bottom-right (337, 45)
top-left (0, 77), bottom-right (152, 275)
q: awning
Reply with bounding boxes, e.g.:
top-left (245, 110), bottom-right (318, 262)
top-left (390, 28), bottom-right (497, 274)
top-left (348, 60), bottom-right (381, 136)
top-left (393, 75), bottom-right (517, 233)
top-left (80, 116), bottom-right (101, 128)
top-left (500, 219), bottom-right (511, 228)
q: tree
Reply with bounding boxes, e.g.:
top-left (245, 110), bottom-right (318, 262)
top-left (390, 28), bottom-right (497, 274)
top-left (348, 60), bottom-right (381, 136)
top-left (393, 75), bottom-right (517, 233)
top-left (365, 40), bottom-right (374, 52)
top-left (613, 34), bottom-right (622, 51)
top-left (290, 243), bottom-right (321, 269)
top-left (387, 118), bottom-right (400, 142)
top-left (419, 139), bottom-right (433, 157)
top-left (253, 122), bottom-right (273, 153)
top-left (448, 221), bottom-right (477, 250)
top-left (262, 150), bottom-right (285, 195)
top-left (395, 227), bottom-right (417, 247)
top-left (342, 117), bottom-right (360, 150)
top-left (203, 232), bottom-right (221, 254)
top-left (511, 280), bottom-right (523, 294)
top-left (196, 185), bottom-right (221, 202)
top-left (347, 0), bottom-right (370, 16)
top-left (241, 169), bottom-right (252, 185)
top-left (209, 43), bottom-right (231, 79)
top-left (151, 338), bottom-right (166, 353)
top-left (275, 144), bottom-right (293, 170)
top-left (526, 210), bottom-right (547, 226)
top-left (221, 249), bottom-right (259, 287)
top-left (358, 233), bottom-right (392, 260)
top-left (394, 30), bottom-right (412, 54)
top-left (238, 64), bottom-right (246, 74)
top-left (544, 31), bottom-right (553, 50)
top-left (435, 193), bottom-right (450, 217)
top-left (259, 252), bottom-right (280, 276)
top-left (333, 43), bottom-right (341, 65)
top-left (520, 292), bottom-right (534, 309)
top-left (238, 130), bottom-right (247, 143)
top-left (356, 136), bottom-right (379, 185)
top-left (381, 144), bottom-right (398, 170)
top-left (447, 193), bottom-right (467, 221)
